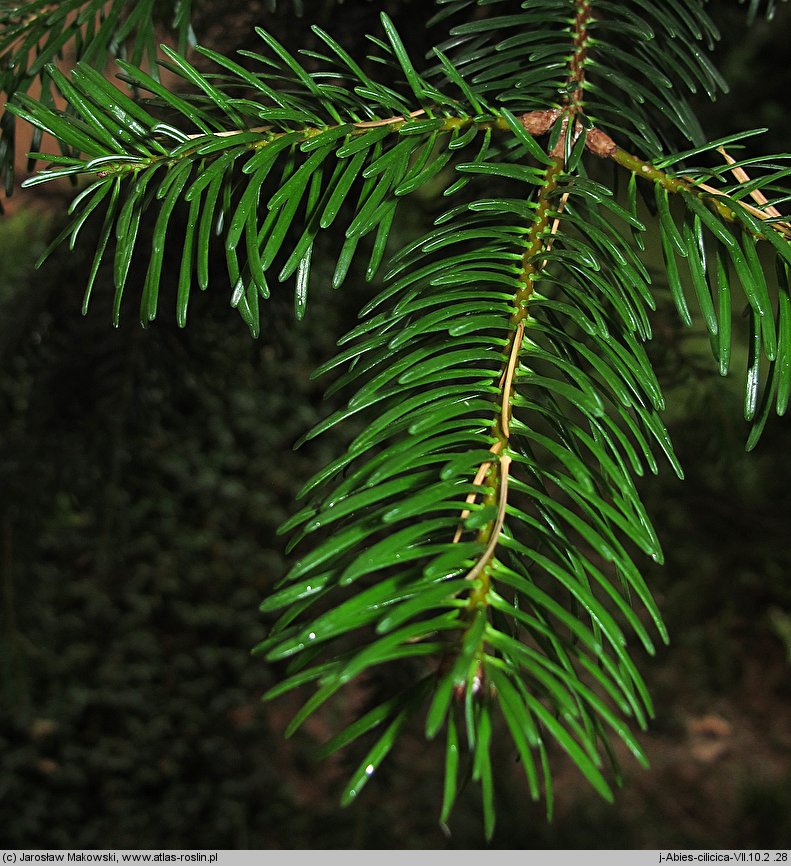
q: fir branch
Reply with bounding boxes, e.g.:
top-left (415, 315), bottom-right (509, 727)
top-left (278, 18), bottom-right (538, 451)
top-left (547, 0), bottom-right (592, 159)
top-left (7, 0), bottom-right (791, 838)
top-left (0, 0), bottom-right (195, 196)
top-left (460, 156), bottom-right (565, 617)
top-left (453, 0), bottom-right (625, 663)
top-left (608, 143), bottom-right (791, 240)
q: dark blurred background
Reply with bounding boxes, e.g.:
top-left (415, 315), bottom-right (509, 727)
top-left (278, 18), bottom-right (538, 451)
top-left (1, 0), bottom-right (791, 849)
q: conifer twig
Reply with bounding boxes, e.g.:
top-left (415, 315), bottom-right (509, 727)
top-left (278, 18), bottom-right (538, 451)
top-left (718, 146), bottom-right (784, 218)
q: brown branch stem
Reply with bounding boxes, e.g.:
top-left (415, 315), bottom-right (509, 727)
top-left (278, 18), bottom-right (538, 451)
top-left (460, 157), bottom-right (565, 608)
top-left (718, 146), bottom-right (784, 219)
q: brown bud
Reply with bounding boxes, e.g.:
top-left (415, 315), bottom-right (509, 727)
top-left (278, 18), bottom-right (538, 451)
top-left (518, 109), bottom-right (561, 136)
top-left (585, 127), bottom-right (617, 158)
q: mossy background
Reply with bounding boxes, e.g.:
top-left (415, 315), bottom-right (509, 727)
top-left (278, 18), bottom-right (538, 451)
top-left (1, 0), bottom-right (791, 848)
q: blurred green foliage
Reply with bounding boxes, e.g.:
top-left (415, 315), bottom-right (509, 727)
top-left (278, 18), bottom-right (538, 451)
top-left (0, 209), bottom-right (348, 846)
